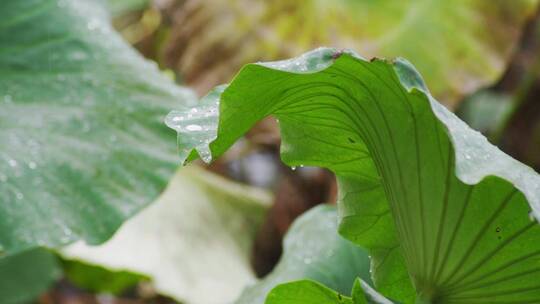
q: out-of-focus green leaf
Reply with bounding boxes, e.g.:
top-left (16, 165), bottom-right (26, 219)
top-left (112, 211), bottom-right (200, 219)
top-left (235, 205), bottom-right (371, 304)
top-left (0, 249), bottom-right (61, 304)
top-left (0, 0), bottom-right (197, 255)
top-left (264, 278), bottom-right (392, 304)
top-left (266, 280), bottom-right (354, 304)
top-left (161, 0), bottom-right (538, 104)
top-left (62, 165), bottom-right (271, 304)
top-left (168, 48), bottom-right (540, 303)
top-left (63, 260), bottom-right (149, 294)
top-left (107, 0), bottom-right (149, 16)
top-left (457, 90), bottom-right (513, 135)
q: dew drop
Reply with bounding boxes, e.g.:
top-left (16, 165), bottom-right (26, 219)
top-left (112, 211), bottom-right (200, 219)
top-left (186, 124), bottom-right (203, 131)
top-left (3, 95), bottom-right (12, 103)
top-left (28, 162), bottom-right (37, 169)
top-left (70, 51), bottom-right (87, 61)
top-left (87, 19), bottom-right (100, 31)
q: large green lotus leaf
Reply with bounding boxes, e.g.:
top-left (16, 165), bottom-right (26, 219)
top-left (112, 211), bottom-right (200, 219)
top-left (235, 205), bottom-right (372, 304)
top-left (0, 248), bottom-right (61, 304)
top-left (167, 48), bottom-right (540, 303)
top-left (0, 0), bottom-right (196, 255)
top-left (62, 165), bottom-right (271, 304)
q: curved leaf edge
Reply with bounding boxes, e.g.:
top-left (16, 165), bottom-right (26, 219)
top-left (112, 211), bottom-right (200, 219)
top-left (165, 47), bottom-right (540, 301)
top-left (166, 47), bottom-right (540, 221)
top-left (265, 278), bottom-right (393, 304)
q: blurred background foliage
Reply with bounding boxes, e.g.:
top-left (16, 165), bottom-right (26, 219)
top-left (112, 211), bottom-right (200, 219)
top-left (123, 0), bottom-right (537, 105)
top-left (2, 0), bottom-right (540, 303)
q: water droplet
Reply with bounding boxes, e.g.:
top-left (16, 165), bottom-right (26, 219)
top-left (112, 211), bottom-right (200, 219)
top-left (465, 154), bottom-right (471, 160)
top-left (70, 51), bottom-right (87, 61)
top-left (16, 192), bottom-right (23, 200)
top-left (8, 159), bottom-right (17, 167)
top-left (291, 166), bottom-right (297, 171)
top-left (186, 124), bottom-right (203, 131)
top-left (82, 122), bottom-right (91, 132)
top-left (28, 162), bottom-right (37, 169)
top-left (87, 19), bottom-right (100, 31)
top-left (3, 95), bottom-right (12, 103)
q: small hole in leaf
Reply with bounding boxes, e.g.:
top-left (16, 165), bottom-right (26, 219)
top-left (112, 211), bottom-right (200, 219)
top-left (348, 137), bottom-right (356, 144)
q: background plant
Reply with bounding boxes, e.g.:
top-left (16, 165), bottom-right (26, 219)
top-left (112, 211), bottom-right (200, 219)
top-left (1, 0), bottom-right (540, 303)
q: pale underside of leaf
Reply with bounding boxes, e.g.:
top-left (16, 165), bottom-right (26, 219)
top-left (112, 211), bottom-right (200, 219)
top-left (62, 165), bottom-right (271, 304)
top-left (235, 205), bottom-right (372, 304)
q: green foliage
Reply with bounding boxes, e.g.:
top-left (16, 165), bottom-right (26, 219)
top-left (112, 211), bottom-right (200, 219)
top-left (0, 249), bottom-right (61, 304)
top-left (107, 0), bottom-right (149, 16)
top-left (236, 205), bottom-right (371, 304)
top-left (62, 166), bottom-right (271, 304)
top-left (168, 48), bottom-right (540, 303)
top-left (63, 260), bottom-right (148, 294)
top-left (0, 0), bottom-right (196, 255)
top-left (162, 0), bottom-right (538, 103)
top-left (457, 90), bottom-right (513, 135)
top-left (264, 278), bottom-right (388, 304)
top-left (266, 280), bottom-right (355, 304)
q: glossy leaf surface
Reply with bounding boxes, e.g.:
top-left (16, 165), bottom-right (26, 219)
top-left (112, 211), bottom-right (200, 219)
top-left (168, 48), bottom-right (540, 303)
top-left (236, 205), bottom-right (371, 304)
top-left (0, 0), bottom-right (196, 254)
top-left (0, 249), bottom-right (60, 304)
